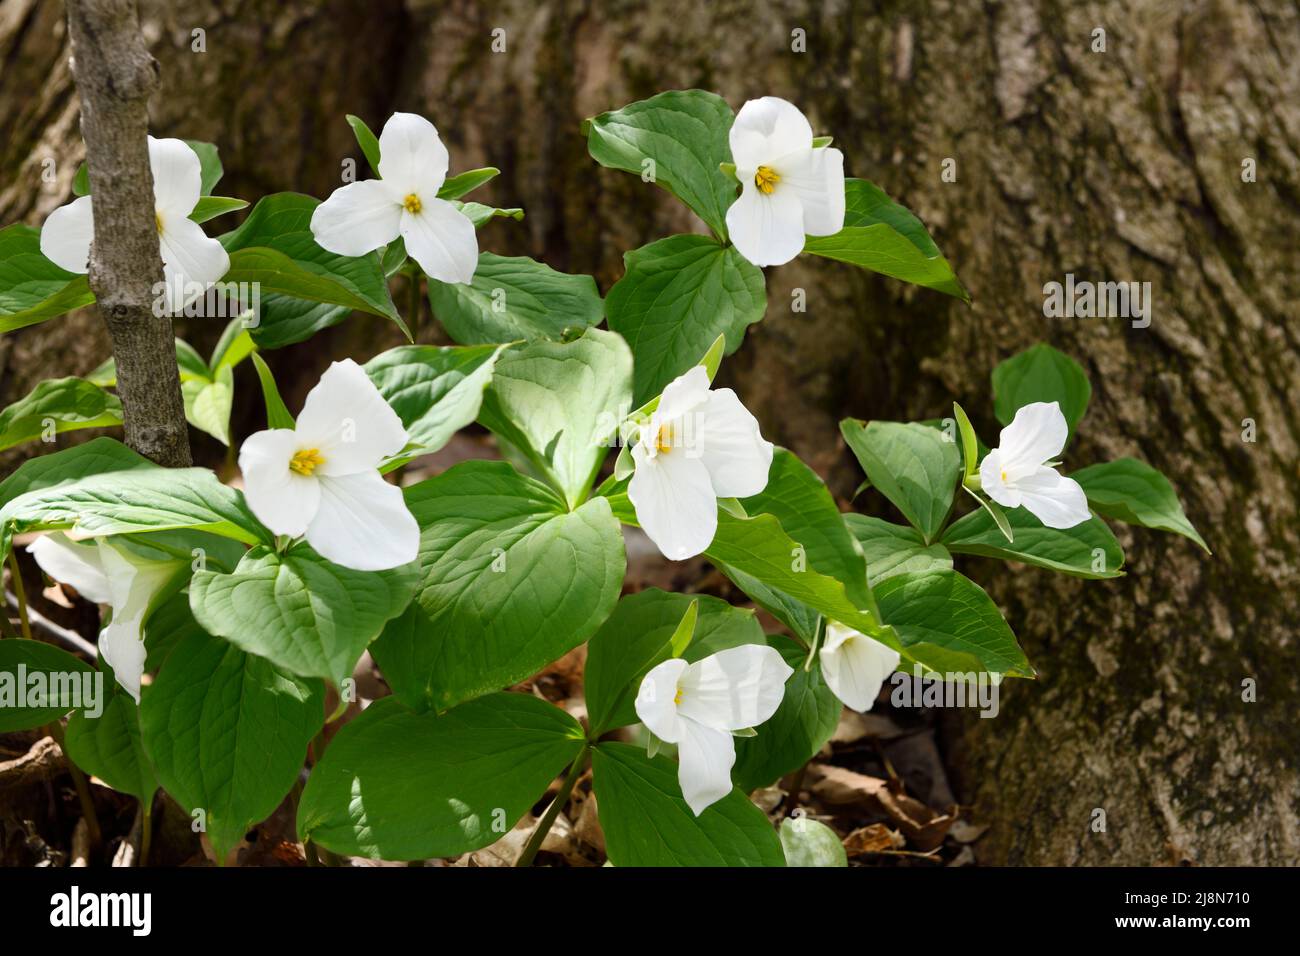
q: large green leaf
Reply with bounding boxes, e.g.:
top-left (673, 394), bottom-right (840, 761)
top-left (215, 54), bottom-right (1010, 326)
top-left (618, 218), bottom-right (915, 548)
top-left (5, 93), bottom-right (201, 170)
top-left (477, 328), bottom-right (632, 506)
top-left (844, 514), bottom-right (953, 586)
top-left (942, 506), bottom-right (1125, 578)
top-left (605, 235), bottom-right (765, 405)
top-left (803, 179), bottom-right (968, 300)
top-left (0, 377), bottom-right (122, 452)
top-left (427, 252), bottom-right (602, 345)
top-left (371, 461), bottom-right (624, 711)
top-left (991, 343), bottom-right (1091, 441)
top-left (297, 694), bottom-right (584, 860)
top-left (0, 437), bottom-right (150, 509)
top-left (188, 543), bottom-right (419, 686)
top-left (592, 742), bottom-right (785, 866)
top-left (1072, 458), bottom-right (1208, 552)
top-left (584, 589), bottom-right (764, 736)
top-left (840, 419), bottom-right (961, 543)
top-left (0, 640), bottom-right (95, 731)
top-left (0, 224), bottom-right (94, 333)
top-left (363, 344), bottom-right (504, 459)
top-left (141, 626), bottom-right (324, 860)
top-left (64, 686), bottom-right (157, 802)
top-left (584, 89), bottom-right (737, 240)
top-left (732, 636), bottom-right (840, 793)
top-left (875, 570), bottom-right (1030, 677)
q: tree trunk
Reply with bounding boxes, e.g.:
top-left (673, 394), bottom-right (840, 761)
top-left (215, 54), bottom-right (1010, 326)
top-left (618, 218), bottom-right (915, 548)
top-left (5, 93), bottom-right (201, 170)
top-left (2, 0), bottom-right (1295, 863)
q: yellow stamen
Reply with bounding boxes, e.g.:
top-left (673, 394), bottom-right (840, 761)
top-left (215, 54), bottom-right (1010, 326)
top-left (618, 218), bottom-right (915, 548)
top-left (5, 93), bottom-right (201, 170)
top-left (290, 448), bottom-right (325, 476)
top-left (403, 193), bottom-right (423, 214)
top-left (754, 165), bottom-right (780, 194)
top-left (673, 687), bottom-right (684, 705)
top-left (1000, 469), bottom-right (1008, 483)
top-left (654, 423), bottom-right (673, 454)
top-left (155, 210), bottom-right (164, 234)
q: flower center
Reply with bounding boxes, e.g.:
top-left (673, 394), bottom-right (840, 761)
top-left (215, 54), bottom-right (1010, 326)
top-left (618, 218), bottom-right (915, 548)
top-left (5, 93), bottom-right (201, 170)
top-left (754, 165), bottom-right (780, 194)
top-left (1000, 468), bottom-right (1008, 483)
top-left (155, 210), bottom-right (164, 234)
top-left (402, 193), bottom-right (423, 214)
top-left (654, 423), bottom-right (673, 454)
top-left (673, 685), bottom-right (684, 705)
top-left (290, 447), bottom-right (325, 476)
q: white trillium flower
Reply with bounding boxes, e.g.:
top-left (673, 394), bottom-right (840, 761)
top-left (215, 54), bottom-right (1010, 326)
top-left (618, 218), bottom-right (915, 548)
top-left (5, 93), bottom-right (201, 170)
top-left (635, 644), bottom-right (793, 815)
top-left (627, 366), bottom-right (774, 561)
top-left (310, 112), bottom-right (477, 284)
top-left (980, 401), bottom-right (1091, 529)
top-left (725, 96), bottom-right (846, 268)
top-left (819, 622), bottom-right (900, 712)
top-left (28, 533), bottom-right (187, 701)
top-left (40, 137), bottom-right (231, 314)
top-left (239, 359), bottom-right (419, 572)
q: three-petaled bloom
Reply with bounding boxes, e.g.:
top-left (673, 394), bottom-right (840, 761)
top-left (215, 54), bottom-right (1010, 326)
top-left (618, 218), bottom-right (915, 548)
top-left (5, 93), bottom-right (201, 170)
top-left (819, 622), bottom-right (900, 712)
top-left (239, 359), bottom-right (419, 572)
top-left (40, 137), bottom-right (230, 314)
top-left (627, 366), bottom-right (774, 561)
top-left (725, 96), bottom-right (846, 268)
top-left (310, 112), bottom-right (477, 285)
top-left (980, 401), bottom-right (1090, 529)
top-left (29, 534), bottom-right (187, 701)
top-left (635, 644), bottom-right (793, 815)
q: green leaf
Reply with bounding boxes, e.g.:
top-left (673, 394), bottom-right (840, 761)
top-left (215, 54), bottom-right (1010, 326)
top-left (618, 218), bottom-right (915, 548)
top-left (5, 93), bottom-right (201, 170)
top-left (363, 343), bottom-right (504, 459)
top-left (962, 484), bottom-right (1014, 543)
top-left (477, 328), bottom-right (632, 506)
top-left (249, 353), bottom-right (295, 429)
top-left (606, 235), bottom-right (766, 405)
top-left (953, 401), bottom-right (980, 479)
top-left (943, 505), bottom-right (1125, 578)
top-left (64, 686), bottom-right (157, 802)
top-left (732, 636), bottom-right (840, 793)
top-left (143, 590), bottom-right (208, 672)
top-left (0, 224), bottom-right (95, 333)
top-left (190, 196), bottom-right (249, 224)
top-left (209, 318), bottom-right (256, 372)
top-left (344, 114), bottom-right (382, 173)
top-left (803, 179), bottom-right (968, 300)
top-left (0, 377), bottom-right (122, 452)
top-left (875, 570), bottom-right (1031, 677)
top-left (991, 343), bottom-right (1091, 441)
top-left (141, 625), bottom-right (324, 860)
top-left (371, 460), bottom-right (624, 712)
top-left (297, 694), bottom-right (583, 860)
top-left (188, 543), bottom-right (419, 686)
top-left (453, 201), bottom-right (524, 229)
top-left (585, 90), bottom-right (737, 240)
top-left (0, 437), bottom-right (150, 509)
top-left (181, 365), bottom-right (234, 445)
top-left (840, 419), bottom-right (961, 543)
top-left (1072, 458), bottom-right (1208, 552)
top-left (0, 640), bottom-right (95, 731)
top-left (844, 514), bottom-right (953, 586)
top-left (438, 167), bottom-right (500, 200)
top-left (592, 742), bottom-right (785, 866)
top-left (427, 252), bottom-right (602, 346)
top-left (584, 589), bottom-right (763, 736)
top-left (779, 817), bottom-right (848, 866)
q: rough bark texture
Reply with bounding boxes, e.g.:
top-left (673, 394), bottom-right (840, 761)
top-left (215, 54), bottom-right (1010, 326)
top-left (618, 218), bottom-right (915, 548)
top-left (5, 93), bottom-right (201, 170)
top-left (2, 0), bottom-right (1296, 864)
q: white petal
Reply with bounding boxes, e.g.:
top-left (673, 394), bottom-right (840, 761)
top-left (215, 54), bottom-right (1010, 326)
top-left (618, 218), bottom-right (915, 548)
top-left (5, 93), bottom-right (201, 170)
top-left (628, 442), bottom-right (717, 560)
top-left (27, 533), bottom-right (112, 604)
top-left (698, 388), bottom-right (773, 498)
top-left (997, 401), bottom-right (1069, 474)
top-left (148, 136), bottom-right (202, 217)
top-left (730, 97), bottom-right (814, 172)
top-left (1016, 467), bottom-right (1092, 529)
top-left (819, 622), bottom-right (900, 712)
top-left (307, 472), bottom-right (419, 571)
top-left (378, 112), bottom-right (448, 196)
top-left (159, 215), bottom-right (230, 312)
top-left (676, 720), bottom-right (737, 816)
top-left (95, 540), bottom-right (184, 622)
top-left (655, 365), bottom-right (711, 424)
top-left (635, 657), bottom-right (689, 744)
top-left (725, 180), bottom-right (806, 267)
top-left (778, 146), bottom-right (845, 237)
top-left (238, 428), bottom-right (321, 536)
top-left (677, 643), bottom-right (793, 731)
top-left (99, 619), bottom-right (146, 702)
top-left (979, 448), bottom-right (1022, 508)
top-left (295, 359), bottom-right (409, 474)
top-left (400, 199), bottom-right (478, 285)
top-left (309, 179), bottom-right (402, 257)
top-left (39, 196), bottom-right (95, 273)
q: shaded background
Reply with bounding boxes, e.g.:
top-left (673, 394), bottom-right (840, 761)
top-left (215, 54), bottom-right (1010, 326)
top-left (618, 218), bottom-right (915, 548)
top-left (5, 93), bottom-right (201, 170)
top-left (1, 0), bottom-right (1297, 864)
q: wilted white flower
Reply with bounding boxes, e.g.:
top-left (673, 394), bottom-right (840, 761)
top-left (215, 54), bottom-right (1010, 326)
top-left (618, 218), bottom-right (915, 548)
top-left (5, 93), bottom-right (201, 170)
top-left (635, 644), bottom-right (793, 815)
top-left (310, 112), bottom-right (477, 284)
top-left (819, 622), bottom-right (900, 712)
top-left (980, 401), bottom-right (1090, 529)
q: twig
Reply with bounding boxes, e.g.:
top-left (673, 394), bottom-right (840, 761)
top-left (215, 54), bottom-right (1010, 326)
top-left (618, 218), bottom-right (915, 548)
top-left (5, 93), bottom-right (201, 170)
top-left (5, 593), bottom-right (98, 658)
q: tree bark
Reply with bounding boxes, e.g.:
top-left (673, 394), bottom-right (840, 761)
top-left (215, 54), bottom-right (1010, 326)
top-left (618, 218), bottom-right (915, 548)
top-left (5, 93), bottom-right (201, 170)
top-left (66, 0), bottom-right (190, 466)
top-left (2, 0), bottom-right (1296, 864)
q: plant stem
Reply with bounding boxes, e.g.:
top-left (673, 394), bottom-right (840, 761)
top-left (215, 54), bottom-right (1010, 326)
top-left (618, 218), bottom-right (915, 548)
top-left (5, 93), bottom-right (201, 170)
top-left (407, 269), bottom-right (422, 342)
top-left (48, 720), bottom-right (102, 851)
top-left (516, 743), bottom-right (590, 867)
top-left (7, 553), bottom-right (33, 640)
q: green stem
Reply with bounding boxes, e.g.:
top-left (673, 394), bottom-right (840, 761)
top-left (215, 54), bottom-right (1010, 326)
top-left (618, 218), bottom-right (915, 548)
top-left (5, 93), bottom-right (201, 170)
top-left (49, 720), bottom-right (102, 851)
top-left (516, 743), bottom-right (590, 867)
top-left (8, 552), bottom-right (33, 640)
